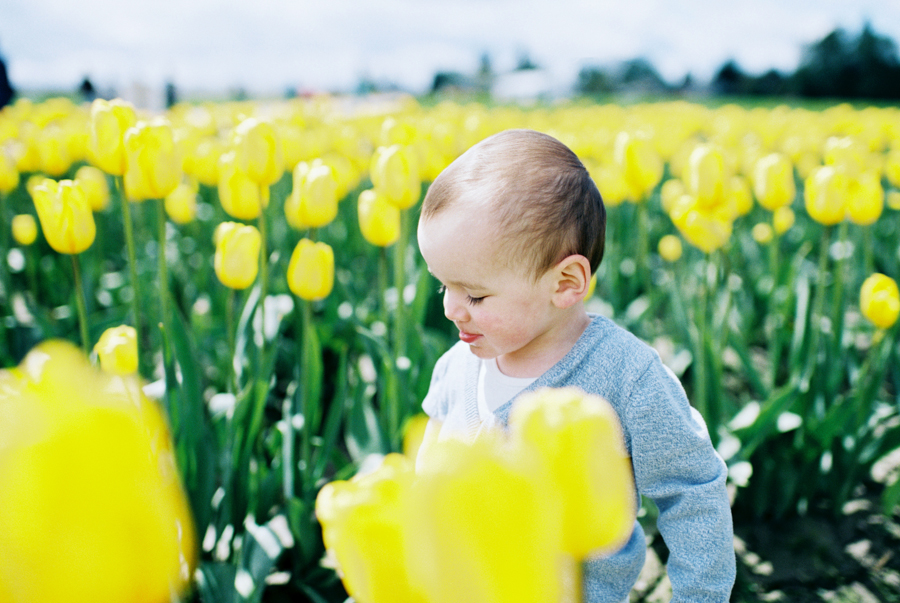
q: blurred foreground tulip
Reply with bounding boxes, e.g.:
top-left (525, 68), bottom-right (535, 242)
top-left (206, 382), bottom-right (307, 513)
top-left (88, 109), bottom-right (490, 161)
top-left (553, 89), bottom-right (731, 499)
top-left (317, 387), bottom-right (635, 603)
top-left (31, 179), bottom-right (95, 254)
top-left (407, 434), bottom-right (571, 603)
top-left (88, 98), bottom-right (137, 176)
top-left (773, 206), bottom-right (795, 234)
top-left (11, 214), bottom-right (38, 246)
top-left (287, 238), bottom-right (334, 301)
top-left (123, 119), bottom-right (181, 201)
top-left (94, 325), bottom-right (139, 375)
top-left (315, 454), bottom-right (425, 603)
top-left (0, 340), bottom-right (196, 603)
top-left (860, 273), bottom-right (900, 330)
top-left (508, 387), bottom-right (636, 558)
top-left (357, 188), bottom-right (400, 247)
top-left (214, 221), bottom-right (261, 290)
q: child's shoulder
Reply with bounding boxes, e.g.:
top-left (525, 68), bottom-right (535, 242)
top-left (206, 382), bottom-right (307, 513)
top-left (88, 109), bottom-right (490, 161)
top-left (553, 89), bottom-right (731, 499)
top-left (580, 313), bottom-right (658, 365)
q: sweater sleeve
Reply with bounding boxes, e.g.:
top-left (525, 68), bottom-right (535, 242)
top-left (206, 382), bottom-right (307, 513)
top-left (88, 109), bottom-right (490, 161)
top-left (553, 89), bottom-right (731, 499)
top-left (624, 361), bottom-right (735, 603)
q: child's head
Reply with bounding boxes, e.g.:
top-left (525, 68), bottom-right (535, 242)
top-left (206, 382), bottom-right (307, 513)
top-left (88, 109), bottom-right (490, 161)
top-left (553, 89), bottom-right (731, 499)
top-left (420, 129), bottom-right (606, 281)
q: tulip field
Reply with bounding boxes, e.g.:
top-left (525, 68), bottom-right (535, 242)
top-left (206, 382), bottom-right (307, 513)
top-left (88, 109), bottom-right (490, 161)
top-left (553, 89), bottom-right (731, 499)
top-left (1, 94), bottom-right (900, 602)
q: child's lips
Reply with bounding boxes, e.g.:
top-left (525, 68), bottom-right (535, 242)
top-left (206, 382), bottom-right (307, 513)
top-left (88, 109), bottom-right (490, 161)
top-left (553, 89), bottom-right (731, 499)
top-left (459, 330), bottom-right (482, 344)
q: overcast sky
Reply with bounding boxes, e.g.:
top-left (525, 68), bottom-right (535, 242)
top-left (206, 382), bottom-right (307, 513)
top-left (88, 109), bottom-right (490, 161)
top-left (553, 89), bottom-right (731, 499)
top-left (1, 0), bottom-right (898, 97)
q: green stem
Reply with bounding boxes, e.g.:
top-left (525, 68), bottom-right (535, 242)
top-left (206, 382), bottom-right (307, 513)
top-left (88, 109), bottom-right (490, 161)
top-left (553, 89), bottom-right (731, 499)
top-left (227, 288), bottom-right (237, 394)
top-left (393, 210), bottom-right (409, 358)
top-left (693, 256), bottom-right (709, 421)
top-left (637, 201), bottom-right (649, 294)
top-left (768, 230), bottom-right (781, 388)
top-left (257, 186), bottom-right (269, 353)
top-left (378, 247), bottom-right (389, 327)
top-left (70, 254), bottom-right (90, 353)
top-left (300, 300), bottom-right (314, 479)
top-left (116, 177), bottom-right (143, 367)
top-left (157, 198), bottom-right (171, 329)
top-left (802, 225), bottom-right (832, 392)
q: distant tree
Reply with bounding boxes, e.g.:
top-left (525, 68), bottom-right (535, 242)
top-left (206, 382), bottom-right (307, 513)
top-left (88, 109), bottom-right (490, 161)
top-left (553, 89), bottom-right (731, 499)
top-left (515, 51), bottom-right (539, 71)
top-left (792, 23), bottom-right (900, 99)
top-left (576, 66), bottom-right (614, 95)
top-left (712, 60), bottom-right (747, 95)
top-left (0, 52), bottom-right (14, 108)
top-left (618, 58), bottom-right (668, 90)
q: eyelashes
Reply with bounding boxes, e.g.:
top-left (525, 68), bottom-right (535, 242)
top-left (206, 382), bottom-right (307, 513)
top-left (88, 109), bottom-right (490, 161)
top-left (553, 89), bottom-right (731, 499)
top-left (436, 284), bottom-right (485, 306)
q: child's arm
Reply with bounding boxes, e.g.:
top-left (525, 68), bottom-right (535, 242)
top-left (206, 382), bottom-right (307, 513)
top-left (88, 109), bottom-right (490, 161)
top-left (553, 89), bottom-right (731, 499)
top-left (627, 364), bottom-right (735, 602)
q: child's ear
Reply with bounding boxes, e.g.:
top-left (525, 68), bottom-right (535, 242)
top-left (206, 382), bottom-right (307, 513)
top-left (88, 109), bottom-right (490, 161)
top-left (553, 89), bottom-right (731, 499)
top-left (551, 255), bottom-right (591, 309)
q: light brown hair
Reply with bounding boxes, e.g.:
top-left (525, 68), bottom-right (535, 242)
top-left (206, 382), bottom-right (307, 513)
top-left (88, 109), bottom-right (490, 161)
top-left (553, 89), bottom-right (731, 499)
top-left (421, 129), bottom-right (606, 280)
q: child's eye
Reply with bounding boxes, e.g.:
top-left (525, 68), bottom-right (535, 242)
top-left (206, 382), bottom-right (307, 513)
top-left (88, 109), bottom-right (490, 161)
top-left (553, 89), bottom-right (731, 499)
top-left (436, 284), bottom-right (446, 295)
top-left (466, 295), bottom-right (485, 306)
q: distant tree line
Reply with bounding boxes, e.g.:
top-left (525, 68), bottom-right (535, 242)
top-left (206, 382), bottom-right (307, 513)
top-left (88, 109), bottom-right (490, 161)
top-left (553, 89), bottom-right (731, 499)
top-left (577, 23), bottom-right (900, 100)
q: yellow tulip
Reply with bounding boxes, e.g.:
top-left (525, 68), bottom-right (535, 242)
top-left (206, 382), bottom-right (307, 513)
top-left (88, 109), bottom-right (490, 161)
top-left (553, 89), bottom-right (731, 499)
top-left (213, 222), bottom-right (261, 290)
top-left (231, 117), bottom-right (283, 186)
top-left (0, 152), bottom-right (19, 194)
top-left (11, 214), bottom-right (38, 246)
top-left (670, 196), bottom-right (732, 254)
top-left (218, 151), bottom-right (269, 220)
top-left (586, 273), bottom-right (597, 300)
top-left (298, 163), bottom-right (339, 227)
top-left (590, 165), bottom-right (628, 207)
top-left (38, 124), bottom-right (72, 177)
top-left (728, 175), bottom-right (754, 217)
top-left (31, 179), bottom-right (96, 254)
top-left (405, 435), bottom-right (569, 603)
top-left (845, 171), bottom-right (883, 226)
top-left (686, 144), bottom-right (726, 209)
top-left (164, 182), bottom-right (198, 225)
top-left (123, 119), bottom-right (181, 201)
top-left (773, 206), bottom-right (795, 235)
top-left (804, 166), bottom-right (846, 226)
top-left (884, 148), bottom-right (900, 188)
top-left (13, 122), bottom-right (42, 173)
top-left (183, 136), bottom-right (223, 187)
top-left (88, 98), bottom-right (137, 176)
top-left (357, 188), bottom-right (400, 247)
top-left (508, 387), bottom-right (636, 558)
top-left (371, 145), bottom-right (421, 209)
top-left (824, 136), bottom-right (866, 180)
top-left (860, 273), bottom-right (899, 330)
top-left (93, 325), bottom-right (138, 375)
top-left (751, 222), bottom-right (774, 244)
top-left (315, 454), bottom-right (426, 603)
top-left (614, 131), bottom-right (663, 202)
top-left (658, 234), bottom-right (683, 262)
top-left (287, 238), bottom-right (334, 301)
top-left (74, 165), bottom-right (111, 211)
top-left (887, 190), bottom-right (900, 211)
top-left (753, 153), bottom-right (795, 211)
top-left (660, 179), bottom-right (686, 214)
top-left (0, 340), bottom-right (196, 603)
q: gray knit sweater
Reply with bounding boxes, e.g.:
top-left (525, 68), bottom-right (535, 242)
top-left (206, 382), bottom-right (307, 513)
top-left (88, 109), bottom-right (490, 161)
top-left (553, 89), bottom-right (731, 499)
top-left (421, 313), bottom-right (736, 602)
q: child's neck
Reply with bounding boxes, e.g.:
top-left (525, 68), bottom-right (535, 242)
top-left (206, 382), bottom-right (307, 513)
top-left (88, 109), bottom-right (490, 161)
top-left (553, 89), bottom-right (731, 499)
top-left (495, 308), bottom-right (591, 379)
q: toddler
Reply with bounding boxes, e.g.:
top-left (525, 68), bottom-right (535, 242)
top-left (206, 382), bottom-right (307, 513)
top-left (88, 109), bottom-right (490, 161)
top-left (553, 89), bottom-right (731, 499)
top-left (416, 129), bottom-right (735, 602)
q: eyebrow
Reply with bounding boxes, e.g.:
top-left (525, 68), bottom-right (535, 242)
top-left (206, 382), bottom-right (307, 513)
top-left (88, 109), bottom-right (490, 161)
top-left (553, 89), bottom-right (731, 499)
top-left (426, 268), bottom-right (485, 291)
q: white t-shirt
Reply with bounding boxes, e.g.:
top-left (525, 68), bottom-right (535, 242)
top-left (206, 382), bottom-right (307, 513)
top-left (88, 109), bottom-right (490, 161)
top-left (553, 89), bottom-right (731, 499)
top-left (476, 358), bottom-right (537, 430)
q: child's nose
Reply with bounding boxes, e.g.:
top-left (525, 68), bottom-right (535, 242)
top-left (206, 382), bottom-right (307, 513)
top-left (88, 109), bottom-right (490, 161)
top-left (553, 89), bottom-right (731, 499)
top-left (442, 289), bottom-right (469, 322)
